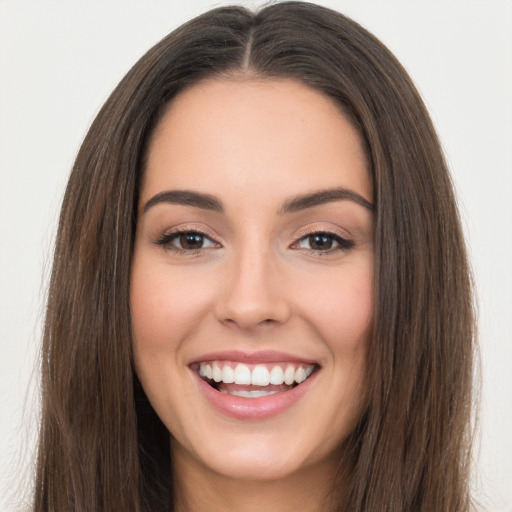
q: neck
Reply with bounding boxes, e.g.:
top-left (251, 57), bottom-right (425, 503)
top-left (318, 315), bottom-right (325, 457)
top-left (171, 442), bottom-right (345, 512)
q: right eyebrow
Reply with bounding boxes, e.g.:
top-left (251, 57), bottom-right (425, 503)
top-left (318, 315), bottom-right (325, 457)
top-left (278, 187), bottom-right (374, 214)
top-left (142, 190), bottom-right (224, 214)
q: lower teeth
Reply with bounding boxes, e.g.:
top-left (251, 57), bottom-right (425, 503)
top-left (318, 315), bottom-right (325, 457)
top-left (220, 389), bottom-right (280, 398)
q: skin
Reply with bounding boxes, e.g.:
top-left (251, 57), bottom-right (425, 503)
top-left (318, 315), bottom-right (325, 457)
top-left (131, 78), bottom-right (374, 511)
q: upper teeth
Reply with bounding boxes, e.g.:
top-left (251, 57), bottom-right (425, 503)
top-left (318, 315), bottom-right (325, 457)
top-left (198, 361), bottom-right (314, 386)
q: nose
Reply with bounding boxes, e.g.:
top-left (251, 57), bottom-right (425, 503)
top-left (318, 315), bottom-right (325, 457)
top-left (214, 245), bottom-right (291, 330)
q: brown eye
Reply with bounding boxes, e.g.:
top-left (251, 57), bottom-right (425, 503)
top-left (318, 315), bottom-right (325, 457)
top-left (156, 230), bottom-right (218, 252)
top-left (293, 232), bottom-right (355, 253)
top-left (179, 233), bottom-right (205, 249)
top-left (308, 234), bottom-right (334, 250)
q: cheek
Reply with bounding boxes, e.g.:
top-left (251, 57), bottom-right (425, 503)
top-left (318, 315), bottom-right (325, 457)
top-left (300, 262), bottom-right (374, 351)
top-left (130, 260), bottom-right (212, 353)
top-left (129, 258), bottom-right (212, 426)
top-left (291, 263), bottom-right (372, 451)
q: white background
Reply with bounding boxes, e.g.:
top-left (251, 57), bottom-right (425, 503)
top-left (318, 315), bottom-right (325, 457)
top-left (0, 1), bottom-right (511, 511)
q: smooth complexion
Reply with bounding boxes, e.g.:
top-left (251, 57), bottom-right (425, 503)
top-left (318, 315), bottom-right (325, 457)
top-left (131, 79), bottom-right (374, 511)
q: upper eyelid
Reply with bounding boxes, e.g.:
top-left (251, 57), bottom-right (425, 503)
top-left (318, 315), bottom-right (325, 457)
top-left (154, 226), bottom-right (220, 248)
top-left (160, 227), bottom-right (350, 240)
top-left (292, 225), bottom-right (352, 241)
top-left (293, 232), bottom-right (353, 246)
top-left (153, 224), bottom-right (354, 247)
top-left (290, 226), bottom-right (355, 251)
top-left (159, 224), bottom-right (219, 239)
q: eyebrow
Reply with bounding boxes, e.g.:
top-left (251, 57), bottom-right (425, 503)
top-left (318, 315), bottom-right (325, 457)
top-left (278, 187), bottom-right (374, 214)
top-left (142, 190), bottom-right (224, 214)
top-left (142, 187), bottom-right (374, 215)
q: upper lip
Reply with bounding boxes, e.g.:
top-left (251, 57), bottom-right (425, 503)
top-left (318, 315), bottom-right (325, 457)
top-left (188, 350), bottom-right (319, 366)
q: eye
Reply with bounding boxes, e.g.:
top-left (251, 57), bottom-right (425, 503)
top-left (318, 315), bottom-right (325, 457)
top-left (156, 230), bottom-right (219, 252)
top-left (292, 232), bottom-right (354, 253)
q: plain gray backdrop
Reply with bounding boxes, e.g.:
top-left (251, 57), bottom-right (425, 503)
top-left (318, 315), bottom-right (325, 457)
top-left (1, 1), bottom-right (511, 511)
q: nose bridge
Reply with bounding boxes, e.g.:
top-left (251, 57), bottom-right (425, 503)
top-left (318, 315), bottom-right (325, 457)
top-left (215, 233), bottom-right (290, 329)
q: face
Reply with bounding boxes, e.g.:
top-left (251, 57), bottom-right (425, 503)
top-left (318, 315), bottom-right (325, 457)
top-left (131, 79), bottom-right (374, 482)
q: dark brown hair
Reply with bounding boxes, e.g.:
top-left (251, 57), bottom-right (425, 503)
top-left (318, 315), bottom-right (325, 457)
top-left (35, 2), bottom-right (475, 511)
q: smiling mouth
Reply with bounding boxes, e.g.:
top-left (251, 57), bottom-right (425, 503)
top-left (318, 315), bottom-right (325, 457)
top-left (193, 361), bottom-right (317, 398)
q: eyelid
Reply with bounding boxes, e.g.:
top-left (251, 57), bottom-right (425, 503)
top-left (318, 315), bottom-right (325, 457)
top-left (152, 223), bottom-right (355, 254)
top-left (292, 224), bottom-right (352, 242)
top-left (156, 223), bottom-right (219, 239)
top-left (289, 225), bottom-right (355, 252)
top-left (154, 224), bottom-right (222, 252)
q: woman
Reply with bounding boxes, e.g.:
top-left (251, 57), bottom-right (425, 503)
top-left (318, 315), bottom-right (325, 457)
top-left (34, 2), bottom-right (475, 511)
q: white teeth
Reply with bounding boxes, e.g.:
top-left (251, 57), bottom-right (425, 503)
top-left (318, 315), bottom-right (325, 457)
top-left (212, 362), bottom-right (222, 382)
top-left (251, 365), bottom-right (270, 386)
top-left (284, 365), bottom-right (295, 385)
top-left (269, 365), bottom-right (284, 385)
top-left (222, 365), bottom-right (235, 383)
top-left (198, 361), bottom-right (315, 387)
top-left (228, 389), bottom-right (279, 398)
top-left (294, 367), bottom-right (307, 384)
top-left (233, 363), bottom-right (251, 385)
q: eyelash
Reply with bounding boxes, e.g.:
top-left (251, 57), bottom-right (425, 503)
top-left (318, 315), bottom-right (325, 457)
top-left (155, 228), bottom-right (355, 255)
top-left (290, 230), bottom-right (355, 254)
top-left (155, 228), bottom-right (218, 254)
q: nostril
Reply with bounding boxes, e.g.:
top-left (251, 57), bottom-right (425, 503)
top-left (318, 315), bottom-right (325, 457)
top-left (213, 274), bottom-right (292, 329)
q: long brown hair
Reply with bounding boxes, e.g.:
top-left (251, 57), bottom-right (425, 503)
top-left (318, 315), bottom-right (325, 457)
top-left (35, 2), bottom-right (476, 511)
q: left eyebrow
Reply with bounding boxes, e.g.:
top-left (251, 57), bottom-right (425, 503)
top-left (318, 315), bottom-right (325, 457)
top-left (142, 190), bottom-right (224, 214)
top-left (278, 187), bottom-right (374, 214)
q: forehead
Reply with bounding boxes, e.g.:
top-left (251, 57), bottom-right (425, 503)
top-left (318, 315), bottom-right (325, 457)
top-left (142, 78), bottom-right (371, 207)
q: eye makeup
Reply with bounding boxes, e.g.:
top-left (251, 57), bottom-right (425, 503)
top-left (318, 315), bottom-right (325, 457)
top-left (154, 226), bottom-right (356, 257)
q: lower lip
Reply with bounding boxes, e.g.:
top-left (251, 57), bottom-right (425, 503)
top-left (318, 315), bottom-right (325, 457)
top-left (193, 371), bottom-right (317, 421)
